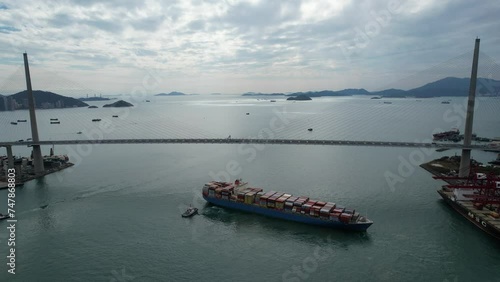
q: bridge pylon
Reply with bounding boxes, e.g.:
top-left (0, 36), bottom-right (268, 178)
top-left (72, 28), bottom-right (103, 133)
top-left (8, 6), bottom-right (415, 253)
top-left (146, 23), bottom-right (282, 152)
top-left (458, 38), bottom-right (480, 177)
top-left (23, 53), bottom-right (44, 174)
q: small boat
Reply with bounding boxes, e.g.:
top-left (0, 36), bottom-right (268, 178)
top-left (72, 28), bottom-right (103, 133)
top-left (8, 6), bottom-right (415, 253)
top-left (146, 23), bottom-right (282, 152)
top-left (10, 122), bottom-right (17, 125)
top-left (145, 100), bottom-right (150, 102)
top-left (50, 121), bottom-right (60, 124)
top-left (0, 213), bottom-right (10, 221)
top-left (270, 100), bottom-right (276, 102)
top-left (308, 128), bottom-right (313, 131)
top-left (246, 113), bottom-right (250, 115)
top-left (182, 206), bottom-right (198, 218)
top-left (92, 119), bottom-right (101, 122)
top-left (50, 118), bottom-right (58, 121)
top-left (383, 101), bottom-right (392, 104)
top-left (441, 101), bottom-right (451, 104)
top-left (77, 131), bottom-right (82, 134)
top-left (112, 115), bottom-right (118, 118)
top-left (17, 119), bottom-right (27, 122)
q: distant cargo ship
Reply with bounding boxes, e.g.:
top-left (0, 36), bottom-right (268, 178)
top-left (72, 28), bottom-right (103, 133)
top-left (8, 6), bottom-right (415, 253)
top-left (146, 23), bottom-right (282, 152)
top-left (433, 128), bottom-right (460, 141)
top-left (202, 180), bottom-right (373, 231)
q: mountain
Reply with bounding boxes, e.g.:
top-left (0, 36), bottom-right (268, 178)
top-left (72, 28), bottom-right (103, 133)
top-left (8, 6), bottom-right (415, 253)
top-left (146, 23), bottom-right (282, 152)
top-left (406, 77), bottom-right (469, 98)
top-left (0, 90), bottom-right (88, 111)
top-left (336, 88), bottom-right (370, 95)
top-left (370, 88), bottom-right (407, 97)
top-left (155, 91), bottom-right (186, 96)
top-left (103, 100), bottom-right (133, 107)
top-left (405, 77), bottom-right (500, 98)
top-left (238, 77), bottom-right (500, 98)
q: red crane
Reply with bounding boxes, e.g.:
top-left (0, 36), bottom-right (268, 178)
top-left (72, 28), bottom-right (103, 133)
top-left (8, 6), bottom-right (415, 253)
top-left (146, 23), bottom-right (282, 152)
top-left (433, 171), bottom-right (500, 211)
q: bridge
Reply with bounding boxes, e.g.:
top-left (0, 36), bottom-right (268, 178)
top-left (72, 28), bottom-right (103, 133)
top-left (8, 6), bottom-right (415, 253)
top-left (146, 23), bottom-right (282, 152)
top-left (0, 138), bottom-right (494, 150)
top-left (1, 44), bottom-right (497, 178)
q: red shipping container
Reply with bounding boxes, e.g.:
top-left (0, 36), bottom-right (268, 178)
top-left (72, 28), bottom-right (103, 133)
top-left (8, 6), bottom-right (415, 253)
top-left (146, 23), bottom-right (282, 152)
top-left (340, 213), bottom-right (353, 223)
top-left (333, 207), bottom-right (345, 213)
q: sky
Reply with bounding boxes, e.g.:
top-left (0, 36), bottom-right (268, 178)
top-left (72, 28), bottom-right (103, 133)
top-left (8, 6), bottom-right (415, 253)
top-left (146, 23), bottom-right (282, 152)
top-left (0, 0), bottom-right (499, 96)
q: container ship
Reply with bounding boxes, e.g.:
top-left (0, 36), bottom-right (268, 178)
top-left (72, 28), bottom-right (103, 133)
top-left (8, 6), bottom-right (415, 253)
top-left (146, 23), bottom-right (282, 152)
top-left (202, 180), bottom-right (373, 231)
top-left (433, 172), bottom-right (500, 240)
top-left (433, 128), bottom-right (461, 141)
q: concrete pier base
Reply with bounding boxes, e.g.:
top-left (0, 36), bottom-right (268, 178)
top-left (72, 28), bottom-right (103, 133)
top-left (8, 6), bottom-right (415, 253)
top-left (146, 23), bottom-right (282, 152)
top-left (458, 149), bottom-right (471, 177)
top-left (6, 145), bottom-right (14, 170)
top-left (32, 145), bottom-right (44, 174)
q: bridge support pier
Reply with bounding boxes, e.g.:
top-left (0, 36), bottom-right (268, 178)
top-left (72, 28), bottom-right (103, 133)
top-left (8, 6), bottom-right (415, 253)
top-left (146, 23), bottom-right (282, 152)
top-left (31, 146), bottom-right (44, 174)
top-left (5, 145), bottom-right (14, 179)
top-left (458, 149), bottom-right (471, 177)
top-left (6, 145), bottom-right (14, 170)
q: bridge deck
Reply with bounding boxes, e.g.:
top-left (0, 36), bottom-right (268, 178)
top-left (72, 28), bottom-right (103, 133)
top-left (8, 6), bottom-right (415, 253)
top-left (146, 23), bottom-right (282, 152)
top-left (0, 138), bottom-right (494, 150)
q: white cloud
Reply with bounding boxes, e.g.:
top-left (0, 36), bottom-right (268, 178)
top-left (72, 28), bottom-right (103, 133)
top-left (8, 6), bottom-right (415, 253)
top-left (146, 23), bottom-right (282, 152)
top-left (0, 0), bottom-right (499, 95)
top-left (300, 0), bottom-right (350, 22)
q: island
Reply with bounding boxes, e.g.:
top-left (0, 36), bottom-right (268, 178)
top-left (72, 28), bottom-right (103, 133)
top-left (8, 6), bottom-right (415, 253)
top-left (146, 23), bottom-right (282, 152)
top-left (155, 91), bottom-right (185, 96)
top-left (242, 92), bottom-right (285, 96)
top-left (79, 96), bottom-right (110, 101)
top-left (287, 94), bottom-right (312, 101)
top-left (102, 100), bottom-right (133, 107)
top-left (237, 77), bottom-right (500, 99)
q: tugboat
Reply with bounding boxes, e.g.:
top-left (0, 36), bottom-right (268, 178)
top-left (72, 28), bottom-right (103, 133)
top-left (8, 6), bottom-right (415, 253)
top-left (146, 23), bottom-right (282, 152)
top-left (10, 122), bottom-right (17, 125)
top-left (182, 205), bottom-right (198, 218)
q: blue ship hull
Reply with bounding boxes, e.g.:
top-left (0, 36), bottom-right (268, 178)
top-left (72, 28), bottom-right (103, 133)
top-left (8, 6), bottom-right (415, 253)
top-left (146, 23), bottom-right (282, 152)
top-left (203, 195), bottom-right (372, 231)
